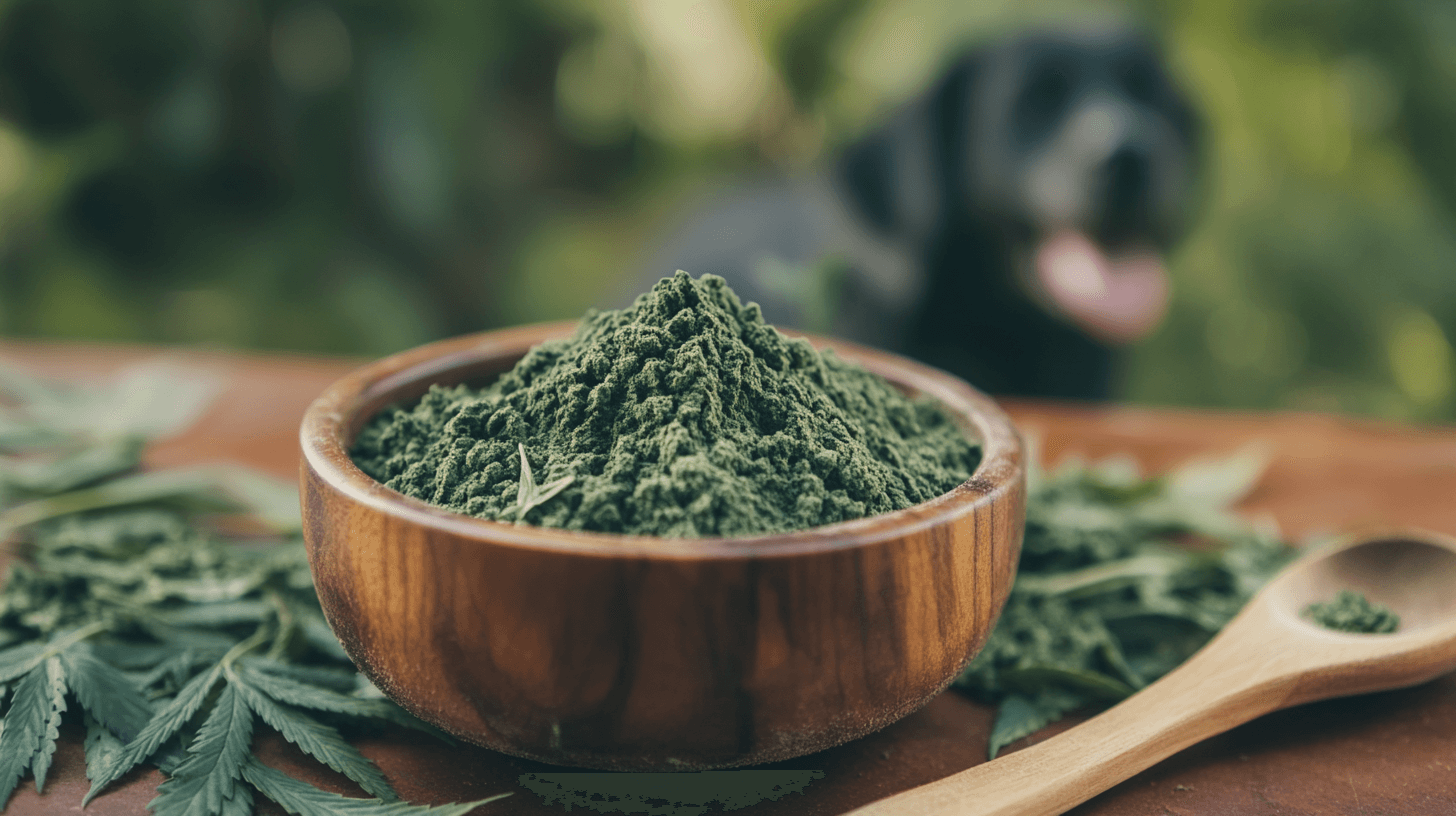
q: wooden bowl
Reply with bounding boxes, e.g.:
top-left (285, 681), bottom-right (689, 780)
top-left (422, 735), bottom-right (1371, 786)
top-left (299, 322), bottom-right (1025, 771)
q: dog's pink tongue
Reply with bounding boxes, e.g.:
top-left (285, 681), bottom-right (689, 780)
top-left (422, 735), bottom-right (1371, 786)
top-left (1034, 230), bottom-right (1169, 345)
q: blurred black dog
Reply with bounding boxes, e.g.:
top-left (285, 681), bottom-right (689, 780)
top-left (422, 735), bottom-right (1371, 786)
top-left (639, 27), bottom-right (1200, 399)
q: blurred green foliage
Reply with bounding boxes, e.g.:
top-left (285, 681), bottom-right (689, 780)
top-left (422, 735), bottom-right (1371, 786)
top-left (0, 0), bottom-right (1453, 422)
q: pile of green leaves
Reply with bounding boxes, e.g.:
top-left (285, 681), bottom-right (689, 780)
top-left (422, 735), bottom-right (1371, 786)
top-left (0, 361), bottom-right (508, 814)
top-left (957, 442), bottom-right (1296, 759)
top-left (0, 356), bottom-right (1302, 809)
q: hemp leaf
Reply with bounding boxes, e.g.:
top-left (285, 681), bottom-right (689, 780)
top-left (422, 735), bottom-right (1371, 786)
top-left (0, 632), bottom-right (156, 810)
top-left (513, 443), bottom-right (573, 522)
top-left (242, 758), bottom-right (510, 816)
top-left (149, 681), bottom-right (254, 816)
top-left (0, 359), bottom-right (510, 815)
top-left (0, 656), bottom-right (64, 807)
top-left (956, 443), bottom-right (1295, 758)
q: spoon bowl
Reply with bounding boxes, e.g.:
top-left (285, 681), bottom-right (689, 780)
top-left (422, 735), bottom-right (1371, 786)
top-left (1272, 535), bottom-right (1456, 634)
top-left (849, 529), bottom-right (1456, 816)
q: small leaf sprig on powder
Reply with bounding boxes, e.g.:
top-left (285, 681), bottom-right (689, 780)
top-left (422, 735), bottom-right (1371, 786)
top-left (957, 442), bottom-right (1296, 759)
top-left (512, 443), bottom-right (574, 523)
top-left (0, 360), bottom-right (509, 815)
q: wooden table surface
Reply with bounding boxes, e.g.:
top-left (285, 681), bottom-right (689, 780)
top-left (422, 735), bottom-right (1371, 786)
top-left (4, 341), bottom-right (1455, 816)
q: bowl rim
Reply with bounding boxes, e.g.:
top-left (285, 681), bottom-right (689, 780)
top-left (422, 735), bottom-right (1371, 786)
top-left (300, 320), bottom-right (1024, 559)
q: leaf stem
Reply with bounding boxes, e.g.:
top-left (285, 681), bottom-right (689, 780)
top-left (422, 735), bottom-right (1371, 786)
top-left (41, 619), bottom-right (110, 659)
top-left (221, 624), bottom-right (272, 670)
top-left (266, 592), bottom-right (295, 661)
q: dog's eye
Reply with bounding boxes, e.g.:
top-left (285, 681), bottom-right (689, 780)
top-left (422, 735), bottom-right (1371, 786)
top-left (1015, 62), bottom-right (1073, 144)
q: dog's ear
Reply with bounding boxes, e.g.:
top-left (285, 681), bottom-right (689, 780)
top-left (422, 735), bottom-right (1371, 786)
top-left (835, 53), bottom-right (982, 247)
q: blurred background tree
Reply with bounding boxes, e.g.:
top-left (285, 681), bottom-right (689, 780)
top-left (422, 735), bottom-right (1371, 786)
top-left (0, 0), bottom-right (1453, 422)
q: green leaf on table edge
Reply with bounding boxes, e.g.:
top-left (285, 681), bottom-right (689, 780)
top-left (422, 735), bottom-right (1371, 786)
top-left (0, 657), bottom-right (65, 808)
top-left (988, 691), bottom-right (1087, 760)
top-left (236, 662), bottom-right (450, 740)
top-left (148, 682), bottom-right (253, 816)
top-left (29, 656), bottom-right (67, 792)
top-left (62, 643), bottom-right (154, 741)
top-left (0, 436), bottom-right (146, 497)
top-left (84, 713), bottom-right (127, 788)
top-left (0, 644), bottom-right (43, 684)
top-left (244, 657), bottom-right (360, 693)
top-left (957, 447), bottom-right (1295, 758)
top-left (242, 758), bottom-right (510, 816)
top-left (84, 664), bottom-right (223, 805)
top-left (229, 666), bottom-right (396, 801)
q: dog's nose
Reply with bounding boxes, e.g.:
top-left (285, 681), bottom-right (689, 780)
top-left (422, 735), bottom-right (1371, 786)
top-left (1105, 146), bottom-right (1149, 208)
top-left (1099, 145), bottom-right (1152, 242)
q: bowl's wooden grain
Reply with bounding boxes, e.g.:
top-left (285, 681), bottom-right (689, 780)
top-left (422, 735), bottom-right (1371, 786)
top-left (299, 322), bottom-right (1025, 771)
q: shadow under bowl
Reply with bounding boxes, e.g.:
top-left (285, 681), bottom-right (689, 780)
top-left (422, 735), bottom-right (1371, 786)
top-left (298, 322), bottom-right (1026, 771)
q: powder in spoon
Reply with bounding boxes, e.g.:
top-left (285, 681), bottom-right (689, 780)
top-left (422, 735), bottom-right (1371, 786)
top-left (350, 271), bottom-right (981, 537)
top-left (1302, 590), bottom-right (1400, 634)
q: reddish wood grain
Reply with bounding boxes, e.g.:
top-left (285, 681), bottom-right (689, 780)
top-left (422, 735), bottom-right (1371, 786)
top-left (1, 340), bottom-right (1453, 815)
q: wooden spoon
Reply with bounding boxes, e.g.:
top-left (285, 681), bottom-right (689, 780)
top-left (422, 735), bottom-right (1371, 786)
top-left (846, 529), bottom-right (1456, 816)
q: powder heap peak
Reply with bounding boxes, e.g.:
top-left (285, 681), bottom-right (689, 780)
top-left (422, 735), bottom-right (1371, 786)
top-left (352, 271), bottom-right (980, 537)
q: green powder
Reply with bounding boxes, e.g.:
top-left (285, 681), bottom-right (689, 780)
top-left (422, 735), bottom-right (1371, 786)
top-left (350, 272), bottom-right (981, 537)
top-left (1302, 590), bottom-right (1400, 633)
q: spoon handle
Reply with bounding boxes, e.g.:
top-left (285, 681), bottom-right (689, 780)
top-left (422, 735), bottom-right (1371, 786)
top-left (845, 608), bottom-right (1297, 816)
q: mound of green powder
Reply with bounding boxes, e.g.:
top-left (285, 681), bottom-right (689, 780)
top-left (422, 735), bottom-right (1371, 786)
top-left (1303, 590), bottom-right (1400, 634)
top-left (351, 272), bottom-right (981, 537)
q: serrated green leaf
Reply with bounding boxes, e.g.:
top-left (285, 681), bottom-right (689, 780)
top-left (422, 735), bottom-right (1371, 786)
top-left (2, 436), bottom-right (145, 496)
top-left (296, 609), bottom-right (350, 663)
top-left (241, 756), bottom-right (510, 816)
top-left (1011, 552), bottom-right (1194, 599)
top-left (988, 691), bottom-right (1086, 760)
top-left (83, 713), bottom-right (126, 789)
top-left (231, 668), bottom-right (396, 801)
top-left (150, 601), bottom-right (272, 629)
top-left (29, 656), bottom-right (67, 792)
top-left (205, 467), bottom-right (303, 534)
top-left (135, 649), bottom-right (204, 693)
top-left (995, 665), bottom-right (1137, 701)
top-left (151, 738), bottom-right (187, 777)
top-left (84, 664), bottom-right (223, 805)
top-left (245, 658), bottom-right (360, 692)
top-left (217, 782), bottom-right (256, 816)
top-left (351, 676), bottom-right (386, 699)
top-left (0, 661), bottom-right (52, 808)
top-left (0, 643), bottom-right (42, 684)
top-left (138, 619), bottom-right (247, 653)
top-left (961, 447), bottom-right (1297, 758)
top-left (62, 644), bottom-right (153, 742)
top-left (148, 680), bottom-right (253, 816)
top-left (0, 468), bottom-right (240, 534)
top-left (149, 573), bottom-right (273, 605)
top-left (238, 663), bottom-right (448, 739)
top-left (0, 360), bottom-right (492, 814)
